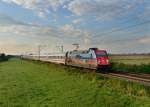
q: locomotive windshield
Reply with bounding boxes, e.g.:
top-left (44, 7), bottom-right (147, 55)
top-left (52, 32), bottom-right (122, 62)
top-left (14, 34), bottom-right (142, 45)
top-left (95, 51), bottom-right (108, 57)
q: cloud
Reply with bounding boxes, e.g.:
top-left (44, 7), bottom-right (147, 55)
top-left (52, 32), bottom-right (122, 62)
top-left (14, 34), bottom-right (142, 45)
top-left (0, 13), bottom-right (25, 25)
top-left (138, 36), bottom-right (150, 44)
top-left (2, 0), bottom-right (149, 20)
top-left (61, 24), bottom-right (84, 37)
top-left (61, 24), bottom-right (75, 31)
top-left (72, 19), bottom-right (83, 24)
top-left (0, 13), bottom-right (92, 54)
top-left (0, 40), bottom-right (38, 55)
top-left (0, 13), bottom-right (90, 40)
top-left (67, 0), bottom-right (143, 20)
top-left (60, 24), bottom-right (92, 45)
top-left (143, 5), bottom-right (150, 17)
top-left (2, 0), bottom-right (68, 17)
top-left (1, 1), bottom-right (150, 53)
top-left (0, 24), bottom-right (64, 39)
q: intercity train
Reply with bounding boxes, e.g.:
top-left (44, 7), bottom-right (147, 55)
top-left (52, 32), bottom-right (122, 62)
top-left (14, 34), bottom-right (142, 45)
top-left (23, 48), bottom-right (110, 70)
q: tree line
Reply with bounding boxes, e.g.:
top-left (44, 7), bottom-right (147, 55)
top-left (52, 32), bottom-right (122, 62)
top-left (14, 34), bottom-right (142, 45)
top-left (0, 53), bottom-right (10, 61)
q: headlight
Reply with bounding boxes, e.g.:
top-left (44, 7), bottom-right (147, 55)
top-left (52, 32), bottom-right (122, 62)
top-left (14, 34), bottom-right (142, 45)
top-left (98, 60), bottom-right (101, 64)
top-left (106, 59), bottom-right (109, 63)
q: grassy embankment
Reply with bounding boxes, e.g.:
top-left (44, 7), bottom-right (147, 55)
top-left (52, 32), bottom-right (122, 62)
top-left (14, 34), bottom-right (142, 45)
top-left (110, 55), bottom-right (150, 74)
top-left (0, 59), bottom-right (150, 107)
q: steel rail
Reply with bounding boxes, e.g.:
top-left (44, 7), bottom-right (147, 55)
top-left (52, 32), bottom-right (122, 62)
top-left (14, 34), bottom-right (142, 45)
top-left (103, 73), bottom-right (150, 86)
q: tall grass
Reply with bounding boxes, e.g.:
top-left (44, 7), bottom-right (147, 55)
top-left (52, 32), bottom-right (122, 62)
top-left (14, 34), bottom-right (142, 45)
top-left (111, 62), bottom-right (150, 74)
top-left (0, 59), bottom-right (149, 107)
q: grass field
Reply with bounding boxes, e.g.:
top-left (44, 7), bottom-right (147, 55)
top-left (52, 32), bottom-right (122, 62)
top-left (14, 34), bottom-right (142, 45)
top-left (0, 59), bottom-right (150, 107)
top-left (110, 55), bottom-right (150, 65)
top-left (110, 55), bottom-right (150, 74)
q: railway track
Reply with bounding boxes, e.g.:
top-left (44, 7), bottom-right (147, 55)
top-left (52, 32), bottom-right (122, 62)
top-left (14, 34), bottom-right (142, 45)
top-left (101, 72), bottom-right (150, 86)
top-left (47, 59), bottom-right (150, 87)
top-left (24, 58), bottom-right (150, 87)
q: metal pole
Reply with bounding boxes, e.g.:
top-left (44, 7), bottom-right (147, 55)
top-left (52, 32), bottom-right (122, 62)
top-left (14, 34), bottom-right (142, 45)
top-left (61, 45), bottom-right (64, 53)
top-left (38, 45), bottom-right (46, 60)
top-left (56, 45), bottom-right (64, 53)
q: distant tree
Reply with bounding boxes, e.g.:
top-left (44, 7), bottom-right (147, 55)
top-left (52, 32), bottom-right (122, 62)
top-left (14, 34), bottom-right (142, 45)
top-left (0, 53), bottom-right (8, 61)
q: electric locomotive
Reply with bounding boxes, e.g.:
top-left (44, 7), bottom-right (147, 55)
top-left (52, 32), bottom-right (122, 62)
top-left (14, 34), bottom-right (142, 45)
top-left (65, 48), bottom-right (110, 70)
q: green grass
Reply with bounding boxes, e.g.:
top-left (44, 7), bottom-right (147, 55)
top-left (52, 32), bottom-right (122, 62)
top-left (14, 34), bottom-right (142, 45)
top-left (0, 59), bottom-right (150, 107)
top-left (110, 55), bottom-right (150, 65)
top-left (111, 63), bottom-right (150, 74)
top-left (110, 55), bottom-right (150, 74)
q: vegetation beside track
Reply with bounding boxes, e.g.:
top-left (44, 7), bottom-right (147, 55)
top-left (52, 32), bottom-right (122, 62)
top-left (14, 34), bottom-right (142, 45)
top-left (0, 59), bottom-right (150, 107)
top-left (111, 63), bottom-right (150, 74)
top-left (110, 55), bottom-right (150, 74)
top-left (110, 55), bottom-right (150, 65)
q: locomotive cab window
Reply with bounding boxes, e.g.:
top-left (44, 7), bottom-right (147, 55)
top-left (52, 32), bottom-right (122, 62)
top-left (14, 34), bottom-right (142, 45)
top-left (96, 51), bottom-right (108, 57)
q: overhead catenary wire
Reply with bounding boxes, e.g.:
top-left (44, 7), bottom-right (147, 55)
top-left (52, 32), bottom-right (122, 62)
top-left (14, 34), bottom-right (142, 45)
top-left (92, 21), bottom-right (150, 45)
top-left (94, 25), bottom-right (147, 41)
top-left (93, 19), bottom-right (150, 38)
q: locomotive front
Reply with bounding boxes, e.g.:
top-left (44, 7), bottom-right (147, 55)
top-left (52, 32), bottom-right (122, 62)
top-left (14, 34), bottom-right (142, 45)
top-left (94, 50), bottom-right (110, 69)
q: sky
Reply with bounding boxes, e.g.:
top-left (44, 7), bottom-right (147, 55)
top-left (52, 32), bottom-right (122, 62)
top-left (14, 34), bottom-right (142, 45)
top-left (0, 0), bottom-right (150, 54)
